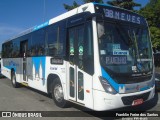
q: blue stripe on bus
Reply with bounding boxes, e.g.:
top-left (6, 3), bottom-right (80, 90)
top-left (33, 21), bottom-right (49, 31)
top-left (140, 86), bottom-right (150, 91)
top-left (101, 67), bottom-right (153, 92)
top-left (93, 2), bottom-right (112, 7)
top-left (4, 66), bottom-right (16, 72)
top-left (101, 67), bottom-right (125, 92)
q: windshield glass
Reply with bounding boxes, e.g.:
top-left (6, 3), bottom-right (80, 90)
top-left (98, 22), bottom-right (153, 75)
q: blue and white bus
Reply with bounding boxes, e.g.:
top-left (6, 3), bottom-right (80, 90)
top-left (1, 3), bottom-right (155, 111)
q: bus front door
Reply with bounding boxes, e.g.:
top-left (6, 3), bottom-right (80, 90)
top-left (20, 40), bottom-right (28, 82)
top-left (68, 26), bottom-right (86, 105)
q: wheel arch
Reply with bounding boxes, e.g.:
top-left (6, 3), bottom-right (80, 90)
top-left (47, 74), bottom-right (61, 94)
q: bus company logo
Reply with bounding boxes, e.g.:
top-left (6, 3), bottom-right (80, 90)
top-left (2, 112), bottom-right (11, 117)
top-left (119, 85), bottom-right (125, 93)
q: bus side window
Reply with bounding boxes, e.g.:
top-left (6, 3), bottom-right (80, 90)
top-left (2, 44), bottom-right (6, 58)
top-left (4, 42), bottom-right (13, 58)
top-left (31, 29), bottom-right (45, 56)
top-left (47, 25), bottom-right (58, 56)
top-left (46, 21), bottom-right (66, 56)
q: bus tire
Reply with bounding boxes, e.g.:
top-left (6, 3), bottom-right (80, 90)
top-left (51, 78), bottom-right (68, 108)
top-left (11, 72), bottom-right (20, 88)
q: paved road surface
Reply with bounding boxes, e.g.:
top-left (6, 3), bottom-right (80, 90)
top-left (0, 78), bottom-right (160, 120)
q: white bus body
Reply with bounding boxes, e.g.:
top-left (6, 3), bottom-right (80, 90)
top-left (1, 3), bottom-right (155, 111)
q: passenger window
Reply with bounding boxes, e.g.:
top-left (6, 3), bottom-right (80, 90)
top-left (31, 29), bottom-right (45, 56)
top-left (12, 40), bottom-right (20, 57)
top-left (47, 25), bottom-right (58, 56)
top-left (47, 24), bottom-right (66, 56)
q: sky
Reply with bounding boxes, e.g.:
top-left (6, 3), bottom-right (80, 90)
top-left (0, 0), bottom-right (149, 51)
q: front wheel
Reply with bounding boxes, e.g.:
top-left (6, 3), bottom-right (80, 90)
top-left (51, 78), bottom-right (68, 108)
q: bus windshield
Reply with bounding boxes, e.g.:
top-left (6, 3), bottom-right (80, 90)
top-left (98, 22), bottom-right (153, 76)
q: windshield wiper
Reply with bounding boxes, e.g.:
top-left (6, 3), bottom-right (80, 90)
top-left (133, 31), bottom-right (140, 60)
top-left (132, 31), bottom-right (146, 72)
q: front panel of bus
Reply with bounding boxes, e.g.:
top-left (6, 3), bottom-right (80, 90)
top-left (92, 4), bottom-right (155, 110)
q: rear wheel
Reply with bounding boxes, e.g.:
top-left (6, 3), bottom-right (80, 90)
top-left (11, 72), bottom-right (20, 88)
top-left (51, 78), bottom-right (68, 108)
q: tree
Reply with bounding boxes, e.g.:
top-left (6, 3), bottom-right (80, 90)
top-left (150, 27), bottom-right (160, 50)
top-left (64, 0), bottom-right (104, 11)
top-left (107, 0), bottom-right (141, 10)
top-left (64, 0), bottom-right (141, 11)
top-left (64, 1), bottom-right (79, 11)
top-left (139, 0), bottom-right (160, 49)
top-left (149, 0), bottom-right (158, 5)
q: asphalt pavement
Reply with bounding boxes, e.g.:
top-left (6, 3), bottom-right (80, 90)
top-left (0, 77), bottom-right (159, 120)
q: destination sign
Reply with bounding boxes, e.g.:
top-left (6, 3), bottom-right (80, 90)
top-left (103, 8), bottom-right (141, 24)
top-left (94, 4), bottom-right (146, 25)
top-left (106, 56), bottom-right (127, 65)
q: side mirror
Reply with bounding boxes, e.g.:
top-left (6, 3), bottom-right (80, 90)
top-left (97, 22), bottom-right (105, 38)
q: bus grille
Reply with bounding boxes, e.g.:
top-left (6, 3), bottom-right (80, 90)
top-left (121, 92), bottom-right (150, 105)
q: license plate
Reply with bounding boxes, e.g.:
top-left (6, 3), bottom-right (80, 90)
top-left (132, 99), bottom-right (143, 106)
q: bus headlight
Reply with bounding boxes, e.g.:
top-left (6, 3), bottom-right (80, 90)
top-left (99, 76), bottom-right (117, 94)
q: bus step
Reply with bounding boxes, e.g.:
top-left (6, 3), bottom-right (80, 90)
top-left (21, 82), bottom-right (28, 86)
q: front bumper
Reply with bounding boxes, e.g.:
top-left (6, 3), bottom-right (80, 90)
top-left (93, 86), bottom-right (155, 111)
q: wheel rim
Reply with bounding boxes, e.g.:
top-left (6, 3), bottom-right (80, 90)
top-left (54, 84), bottom-right (63, 102)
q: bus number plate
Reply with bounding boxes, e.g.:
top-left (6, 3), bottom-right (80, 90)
top-left (132, 99), bottom-right (143, 106)
top-left (50, 58), bottom-right (63, 65)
